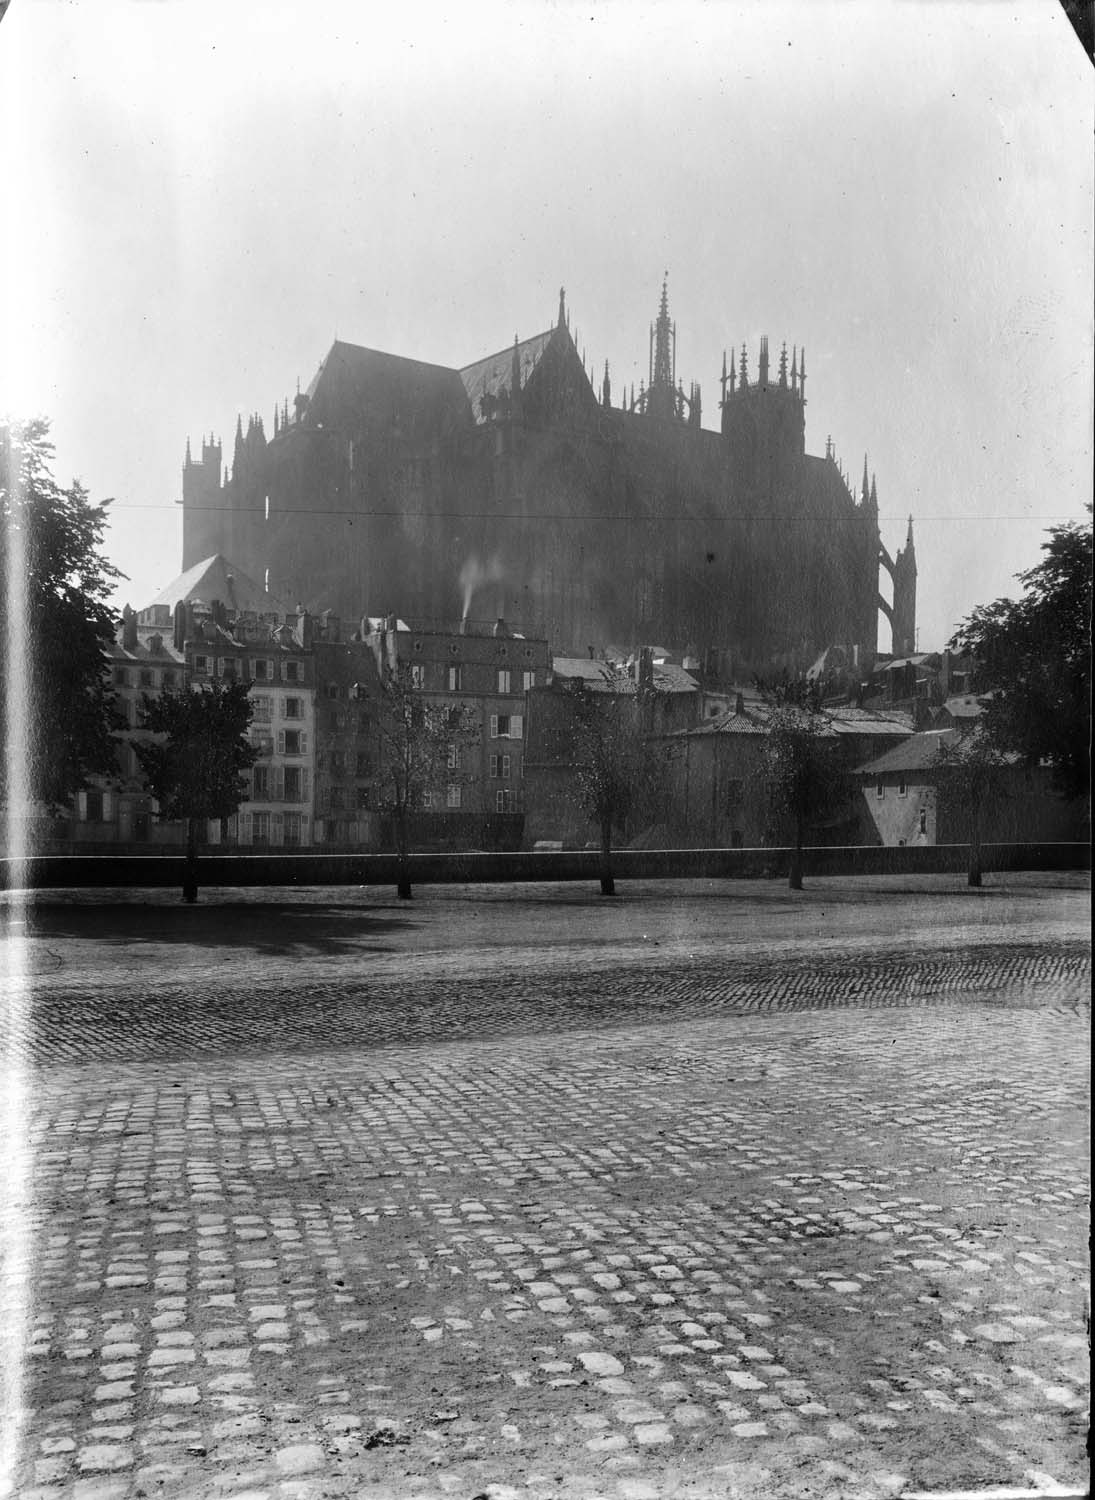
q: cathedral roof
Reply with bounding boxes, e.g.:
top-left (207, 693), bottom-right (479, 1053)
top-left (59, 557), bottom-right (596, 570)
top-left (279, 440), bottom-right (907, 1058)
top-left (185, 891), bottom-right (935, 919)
top-left (459, 329), bottom-right (555, 424)
top-left (146, 554), bottom-right (295, 618)
top-left (304, 340), bottom-right (470, 434)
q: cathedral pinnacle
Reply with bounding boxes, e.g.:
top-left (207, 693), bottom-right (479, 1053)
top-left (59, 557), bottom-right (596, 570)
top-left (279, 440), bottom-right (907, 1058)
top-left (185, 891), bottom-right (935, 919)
top-left (862, 454), bottom-right (870, 502)
top-left (557, 287), bottom-right (566, 330)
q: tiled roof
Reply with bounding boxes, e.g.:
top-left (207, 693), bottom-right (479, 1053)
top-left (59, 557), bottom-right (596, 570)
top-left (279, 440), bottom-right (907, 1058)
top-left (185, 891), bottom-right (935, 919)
top-left (459, 330), bottom-right (555, 424)
top-left (856, 729), bottom-right (958, 775)
top-left (651, 662), bottom-right (700, 694)
top-left (551, 658), bottom-right (636, 694)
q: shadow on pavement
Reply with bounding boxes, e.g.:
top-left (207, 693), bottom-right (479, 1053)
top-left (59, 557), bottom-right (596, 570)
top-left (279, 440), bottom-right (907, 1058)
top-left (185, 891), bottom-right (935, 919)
top-left (14, 901), bottom-right (413, 959)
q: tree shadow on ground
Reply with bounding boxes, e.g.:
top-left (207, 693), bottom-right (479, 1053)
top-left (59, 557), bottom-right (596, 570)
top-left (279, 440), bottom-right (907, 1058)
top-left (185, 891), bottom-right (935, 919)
top-left (13, 901), bottom-right (414, 959)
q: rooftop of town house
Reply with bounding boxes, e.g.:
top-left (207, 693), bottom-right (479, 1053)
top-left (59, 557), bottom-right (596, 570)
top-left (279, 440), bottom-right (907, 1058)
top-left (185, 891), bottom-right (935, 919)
top-left (144, 554), bottom-right (297, 620)
top-left (855, 728), bottom-right (961, 776)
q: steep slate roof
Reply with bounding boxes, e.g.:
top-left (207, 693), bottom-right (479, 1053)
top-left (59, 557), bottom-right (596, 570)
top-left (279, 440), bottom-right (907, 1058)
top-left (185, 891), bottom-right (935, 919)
top-left (304, 340), bottom-right (471, 434)
top-left (147, 555), bottom-right (296, 617)
top-left (459, 329), bottom-right (555, 424)
top-left (856, 729), bottom-right (958, 776)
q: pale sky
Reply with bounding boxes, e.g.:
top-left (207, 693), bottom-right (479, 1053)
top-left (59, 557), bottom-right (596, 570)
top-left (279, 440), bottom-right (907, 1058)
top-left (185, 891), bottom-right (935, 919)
top-left (1, 0), bottom-right (1091, 649)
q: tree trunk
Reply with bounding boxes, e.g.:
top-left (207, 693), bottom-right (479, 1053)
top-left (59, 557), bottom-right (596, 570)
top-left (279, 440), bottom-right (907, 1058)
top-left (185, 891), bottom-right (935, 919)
top-left (599, 821), bottom-right (615, 897)
top-left (396, 810), bottom-right (412, 900)
top-left (788, 816), bottom-right (804, 891)
top-left (967, 811), bottom-right (983, 888)
top-left (183, 817), bottom-right (199, 904)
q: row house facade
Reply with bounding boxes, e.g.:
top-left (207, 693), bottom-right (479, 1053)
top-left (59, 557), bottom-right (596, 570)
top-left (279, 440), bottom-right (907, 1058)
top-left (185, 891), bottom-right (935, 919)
top-left (365, 614), bottom-right (551, 847)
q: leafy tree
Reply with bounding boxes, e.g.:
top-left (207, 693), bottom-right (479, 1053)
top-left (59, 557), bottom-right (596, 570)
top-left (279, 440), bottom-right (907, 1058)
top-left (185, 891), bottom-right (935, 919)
top-left (134, 681), bottom-right (258, 903)
top-left (568, 684), bottom-right (664, 896)
top-left (933, 730), bottom-right (1012, 888)
top-left (950, 516), bottom-right (1091, 801)
top-left (0, 418), bottom-right (123, 816)
top-left (375, 661), bottom-right (478, 899)
top-left (762, 702), bottom-right (844, 890)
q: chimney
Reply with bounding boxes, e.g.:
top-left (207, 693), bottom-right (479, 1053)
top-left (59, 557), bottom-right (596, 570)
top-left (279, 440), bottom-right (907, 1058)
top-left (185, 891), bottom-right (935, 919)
top-left (735, 692), bottom-right (745, 716)
top-left (493, 617), bottom-right (509, 638)
top-left (172, 600), bottom-right (187, 651)
top-left (121, 604), bottom-right (138, 651)
top-left (587, 644), bottom-right (595, 660)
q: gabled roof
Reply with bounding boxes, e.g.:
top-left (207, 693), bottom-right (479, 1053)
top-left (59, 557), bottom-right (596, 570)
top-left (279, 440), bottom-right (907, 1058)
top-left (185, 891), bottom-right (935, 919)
top-left (146, 555), bottom-right (296, 618)
top-left (856, 729), bottom-right (958, 776)
top-left (459, 330), bottom-right (555, 424)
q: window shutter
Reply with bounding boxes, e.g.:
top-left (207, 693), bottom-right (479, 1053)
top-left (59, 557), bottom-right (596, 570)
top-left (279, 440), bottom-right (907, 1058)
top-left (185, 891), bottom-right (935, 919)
top-left (490, 714), bottom-right (498, 739)
top-left (300, 731), bottom-right (308, 754)
top-left (280, 661), bottom-right (288, 681)
top-left (273, 766), bottom-right (284, 801)
top-left (511, 714), bottom-right (523, 739)
top-left (302, 768), bottom-right (311, 799)
top-left (277, 729), bottom-right (285, 754)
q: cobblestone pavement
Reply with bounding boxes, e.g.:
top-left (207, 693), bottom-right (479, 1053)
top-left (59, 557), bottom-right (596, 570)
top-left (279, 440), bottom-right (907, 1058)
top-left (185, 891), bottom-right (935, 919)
top-left (2, 875), bottom-right (1090, 1499)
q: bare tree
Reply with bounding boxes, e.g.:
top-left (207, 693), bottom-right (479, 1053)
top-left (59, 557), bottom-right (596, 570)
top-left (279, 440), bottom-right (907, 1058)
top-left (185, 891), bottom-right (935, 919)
top-left (763, 703), bottom-right (844, 891)
top-left (934, 730), bottom-right (1011, 888)
top-left (375, 660), bottom-right (478, 899)
top-left (568, 685), bottom-right (663, 896)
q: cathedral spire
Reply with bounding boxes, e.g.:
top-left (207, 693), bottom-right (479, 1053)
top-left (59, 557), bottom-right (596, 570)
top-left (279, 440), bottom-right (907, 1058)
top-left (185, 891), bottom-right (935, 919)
top-left (758, 335), bottom-right (769, 386)
top-left (739, 342), bottom-right (748, 388)
top-left (791, 345), bottom-right (798, 392)
top-left (646, 272), bottom-right (677, 420)
top-left (602, 359), bottom-right (611, 409)
top-left (870, 473), bottom-right (878, 507)
top-left (862, 454), bottom-right (869, 502)
top-left (185, 437), bottom-right (192, 465)
top-left (778, 342), bottom-right (788, 387)
top-left (557, 286), bottom-right (566, 330)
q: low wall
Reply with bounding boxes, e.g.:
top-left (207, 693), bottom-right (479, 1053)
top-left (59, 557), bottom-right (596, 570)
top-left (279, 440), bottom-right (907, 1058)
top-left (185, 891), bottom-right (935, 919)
top-left (1, 842), bottom-right (1089, 891)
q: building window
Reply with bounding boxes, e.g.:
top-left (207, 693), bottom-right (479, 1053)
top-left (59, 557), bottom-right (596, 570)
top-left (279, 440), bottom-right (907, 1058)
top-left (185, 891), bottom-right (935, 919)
top-left (897, 779), bottom-right (908, 798)
top-left (490, 713), bottom-right (522, 739)
top-left (253, 766), bottom-right (270, 799)
top-left (522, 670), bottom-right (535, 691)
top-left (495, 788), bottom-right (516, 813)
top-left (497, 668), bottom-right (511, 693)
top-left (411, 663), bottom-right (425, 689)
top-left (446, 783), bottom-right (462, 809)
top-left (448, 664), bottom-right (463, 691)
top-left (252, 658), bottom-right (272, 682)
top-left (113, 667), bottom-right (129, 686)
top-left (285, 766), bottom-right (307, 802)
top-left (283, 660), bottom-right (302, 684)
top-left (281, 729), bottom-right (304, 755)
top-left (252, 811), bottom-right (270, 845)
top-left (85, 790), bottom-right (104, 822)
top-left (875, 780), bottom-right (885, 800)
top-left (161, 670), bottom-right (177, 689)
top-left (283, 812), bottom-right (302, 847)
top-left (355, 750), bottom-right (372, 776)
top-left (326, 682), bottom-right (341, 700)
top-left (421, 789), bottom-right (435, 810)
top-left (139, 669), bottom-right (154, 688)
top-left (330, 750), bottom-right (345, 776)
top-left (355, 786), bottom-right (371, 810)
top-left (489, 754), bottom-right (511, 779)
top-left (252, 695), bottom-right (272, 722)
top-left (193, 655), bottom-right (210, 675)
top-left (919, 807), bottom-right (927, 834)
top-left (328, 784), bottom-right (343, 811)
top-left (447, 742), bottom-right (460, 770)
top-left (284, 696), bottom-right (304, 720)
